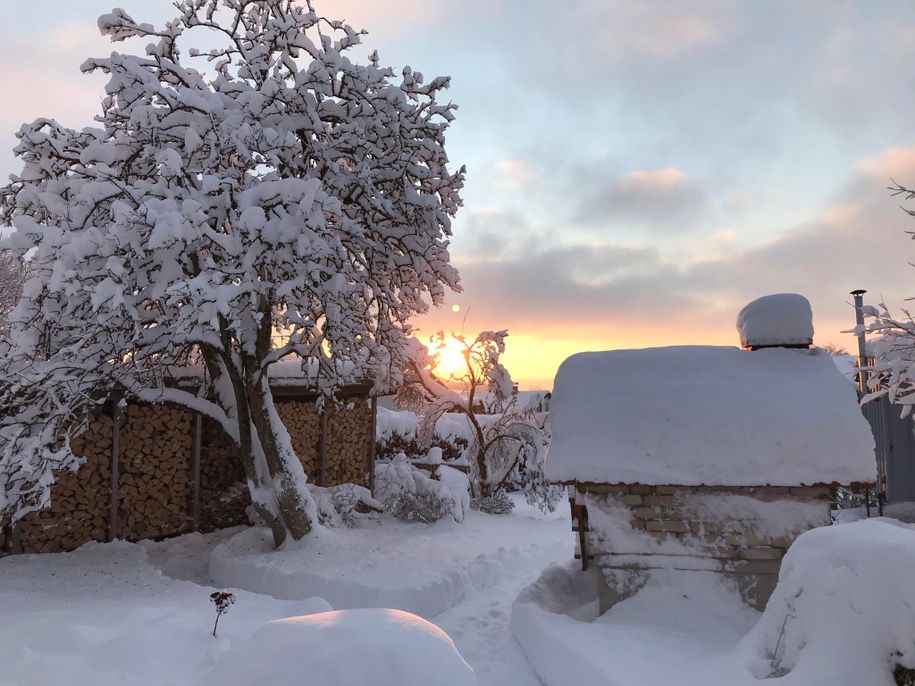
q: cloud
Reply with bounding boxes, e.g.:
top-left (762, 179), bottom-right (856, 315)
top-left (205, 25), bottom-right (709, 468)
top-left (318, 0), bottom-right (455, 33)
top-left (494, 159), bottom-right (538, 188)
top-left (421, 143), bottom-right (915, 385)
top-left (593, 10), bottom-right (721, 62)
top-left (575, 167), bottom-right (705, 228)
top-left (858, 146), bottom-right (915, 180)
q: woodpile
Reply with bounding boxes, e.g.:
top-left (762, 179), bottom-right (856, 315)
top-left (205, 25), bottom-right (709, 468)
top-left (325, 399), bottom-right (372, 487)
top-left (17, 413), bottom-right (113, 553)
top-left (7, 391), bottom-right (377, 555)
top-left (275, 399), bottom-right (321, 477)
top-left (116, 403), bottom-right (193, 541)
top-left (199, 417), bottom-right (250, 532)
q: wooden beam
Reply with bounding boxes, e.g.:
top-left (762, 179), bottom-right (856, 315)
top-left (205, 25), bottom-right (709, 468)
top-left (368, 396), bottom-right (377, 493)
top-left (10, 524), bottom-right (21, 555)
top-left (191, 412), bottom-right (202, 530)
top-left (318, 408), bottom-right (328, 486)
top-left (109, 401), bottom-right (122, 542)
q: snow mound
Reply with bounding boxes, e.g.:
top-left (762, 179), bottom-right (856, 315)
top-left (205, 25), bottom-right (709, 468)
top-left (546, 345), bottom-right (876, 486)
top-left (740, 519), bottom-right (915, 684)
top-left (202, 608), bottom-right (477, 686)
top-left (737, 293), bottom-right (813, 348)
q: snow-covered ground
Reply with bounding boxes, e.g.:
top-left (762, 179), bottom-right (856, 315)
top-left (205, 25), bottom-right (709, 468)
top-left (5, 498), bottom-right (913, 686)
top-left (513, 518), bottom-right (915, 686)
top-left (210, 497), bottom-right (568, 617)
top-left (0, 495), bottom-right (571, 686)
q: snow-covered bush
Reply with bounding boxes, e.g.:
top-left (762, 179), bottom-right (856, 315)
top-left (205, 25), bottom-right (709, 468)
top-left (307, 483), bottom-right (382, 528)
top-left (471, 490), bottom-right (515, 515)
top-left (741, 519), bottom-right (915, 683)
top-left (374, 453), bottom-right (468, 523)
top-left (0, 0), bottom-right (464, 546)
top-left (201, 608), bottom-right (477, 686)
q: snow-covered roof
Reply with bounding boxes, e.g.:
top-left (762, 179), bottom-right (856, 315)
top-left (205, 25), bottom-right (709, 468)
top-left (169, 358), bottom-right (365, 389)
top-left (737, 293), bottom-right (814, 349)
top-left (545, 345), bottom-right (876, 487)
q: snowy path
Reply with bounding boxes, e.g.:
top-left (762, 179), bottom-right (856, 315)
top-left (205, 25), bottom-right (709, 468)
top-left (432, 510), bottom-right (571, 685)
top-left (434, 548), bottom-right (563, 685)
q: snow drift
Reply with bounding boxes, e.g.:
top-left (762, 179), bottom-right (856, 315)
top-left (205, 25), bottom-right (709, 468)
top-left (740, 518), bottom-right (915, 684)
top-left (202, 608), bottom-right (477, 686)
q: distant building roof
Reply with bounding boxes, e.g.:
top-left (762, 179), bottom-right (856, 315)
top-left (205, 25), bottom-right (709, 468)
top-left (545, 345), bottom-right (876, 487)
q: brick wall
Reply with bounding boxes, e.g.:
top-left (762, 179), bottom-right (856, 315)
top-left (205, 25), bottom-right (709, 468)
top-left (577, 484), bottom-right (833, 611)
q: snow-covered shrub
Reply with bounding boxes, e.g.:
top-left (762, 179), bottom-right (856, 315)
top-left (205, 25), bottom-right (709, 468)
top-left (374, 453), bottom-right (467, 523)
top-left (471, 490), bottom-right (515, 515)
top-left (741, 519), bottom-right (915, 683)
top-left (308, 484), bottom-right (382, 528)
top-left (439, 465), bottom-right (471, 523)
top-left (385, 491), bottom-right (455, 524)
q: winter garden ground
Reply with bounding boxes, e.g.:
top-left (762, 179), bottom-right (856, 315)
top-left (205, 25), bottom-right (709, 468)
top-left (3, 493), bottom-right (912, 685)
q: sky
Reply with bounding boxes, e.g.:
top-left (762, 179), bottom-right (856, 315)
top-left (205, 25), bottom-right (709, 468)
top-left (3, 1), bottom-right (915, 388)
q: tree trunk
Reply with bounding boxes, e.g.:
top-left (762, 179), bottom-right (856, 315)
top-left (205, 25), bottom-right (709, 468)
top-left (466, 411), bottom-right (490, 498)
top-left (245, 375), bottom-right (315, 544)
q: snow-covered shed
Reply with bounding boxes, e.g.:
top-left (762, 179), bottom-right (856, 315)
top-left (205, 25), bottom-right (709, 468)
top-left (546, 294), bottom-right (877, 611)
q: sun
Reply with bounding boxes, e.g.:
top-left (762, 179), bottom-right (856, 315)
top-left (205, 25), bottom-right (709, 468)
top-left (428, 336), bottom-right (468, 379)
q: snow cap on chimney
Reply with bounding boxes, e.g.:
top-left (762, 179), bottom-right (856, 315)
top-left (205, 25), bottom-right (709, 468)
top-left (737, 293), bottom-right (814, 350)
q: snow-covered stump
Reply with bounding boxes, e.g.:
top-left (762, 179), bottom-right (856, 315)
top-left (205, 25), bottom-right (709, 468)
top-left (577, 484), bottom-right (834, 611)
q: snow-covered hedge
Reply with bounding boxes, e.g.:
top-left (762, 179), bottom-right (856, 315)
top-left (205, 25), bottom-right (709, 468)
top-left (741, 519), bottom-right (915, 683)
top-left (375, 407), bottom-right (470, 463)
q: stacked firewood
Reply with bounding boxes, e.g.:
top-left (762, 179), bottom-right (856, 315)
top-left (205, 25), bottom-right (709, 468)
top-left (326, 400), bottom-right (372, 487)
top-left (7, 394), bottom-right (377, 555)
top-left (199, 417), bottom-right (250, 531)
top-left (116, 403), bottom-right (192, 541)
top-left (16, 414), bottom-right (113, 553)
top-left (275, 400), bottom-right (321, 477)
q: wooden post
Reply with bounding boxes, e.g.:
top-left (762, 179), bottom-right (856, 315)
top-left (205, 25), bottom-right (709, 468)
top-left (109, 401), bottom-right (122, 541)
top-left (191, 413), bottom-right (202, 530)
top-left (367, 396), bottom-right (377, 493)
top-left (10, 524), bottom-right (21, 555)
top-left (318, 408), bottom-right (328, 486)
top-left (1, 520), bottom-right (16, 555)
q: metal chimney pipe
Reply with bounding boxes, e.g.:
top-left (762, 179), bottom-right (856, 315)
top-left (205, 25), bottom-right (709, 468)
top-left (851, 289), bottom-right (868, 393)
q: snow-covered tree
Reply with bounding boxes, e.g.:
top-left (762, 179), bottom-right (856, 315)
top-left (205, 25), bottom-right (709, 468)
top-left (0, 251), bottom-right (26, 335)
top-left (0, 0), bottom-right (463, 545)
top-left (857, 182), bottom-right (915, 414)
top-left (400, 331), bottom-right (554, 510)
